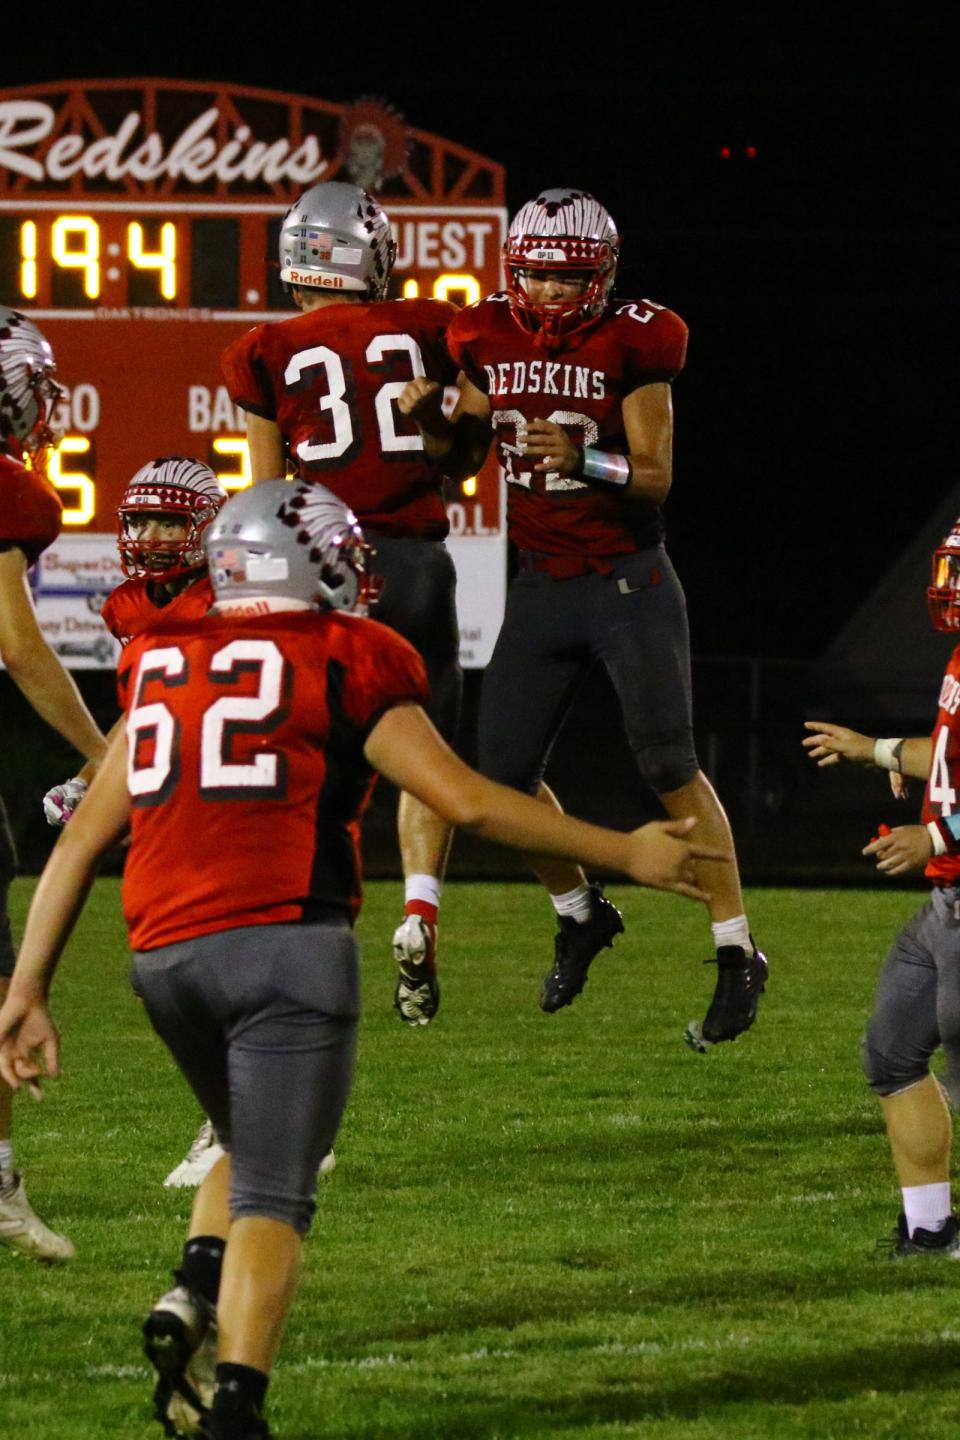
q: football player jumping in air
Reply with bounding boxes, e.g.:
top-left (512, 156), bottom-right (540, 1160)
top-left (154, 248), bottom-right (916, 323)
top-left (804, 518), bottom-right (960, 1255)
top-left (0, 306), bottom-right (107, 1261)
top-left (0, 479), bottom-right (726, 1440)
top-left (399, 188), bottom-right (768, 1041)
top-left (221, 181), bottom-right (461, 1029)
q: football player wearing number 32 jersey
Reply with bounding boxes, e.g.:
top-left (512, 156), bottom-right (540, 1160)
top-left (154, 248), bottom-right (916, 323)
top-left (400, 188), bottom-right (768, 1045)
top-left (222, 181), bottom-right (461, 1030)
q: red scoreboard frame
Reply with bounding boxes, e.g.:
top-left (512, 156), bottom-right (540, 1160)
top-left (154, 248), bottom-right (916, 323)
top-left (0, 79), bottom-right (506, 536)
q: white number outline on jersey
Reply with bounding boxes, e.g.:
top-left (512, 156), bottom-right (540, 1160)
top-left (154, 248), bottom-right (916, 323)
top-left (615, 301), bottom-right (664, 324)
top-left (491, 408), bottom-right (600, 492)
top-left (201, 639), bottom-right (289, 796)
top-left (285, 334), bottom-right (427, 466)
top-left (128, 640), bottom-right (290, 805)
top-left (929, 723), bottom-right (957, 816)
top-left (127, 647), bottom-right (187, 805)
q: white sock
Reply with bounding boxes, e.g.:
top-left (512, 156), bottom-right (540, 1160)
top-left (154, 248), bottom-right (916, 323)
top-left (0, 1139), bottom-right (13, 1186)
top-left (712, 915), bottom-right (752, 953)
top-left (550, 884), bottom-right (593, 925)
top-left (903, 1182), bottom-right (952, 1236)
top-left (405, 874), bottom-right (442, 909)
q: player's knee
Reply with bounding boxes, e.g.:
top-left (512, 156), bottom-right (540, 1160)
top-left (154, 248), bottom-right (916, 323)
top-left (633, 737), bottom-right (699, 796)
top-left (230, 1188), bottom-right (316, 1236)
top-left (861, 1030), bottom-right (929, 1096)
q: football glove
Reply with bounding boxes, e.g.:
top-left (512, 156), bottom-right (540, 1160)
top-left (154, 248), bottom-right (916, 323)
top-left (42, 777), bottom-right (88, 827)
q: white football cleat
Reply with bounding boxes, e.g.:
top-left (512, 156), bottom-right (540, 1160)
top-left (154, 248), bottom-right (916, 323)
top-left (164, 1119), bottom-right (225, 1189)
top-left (0, 1173), bottom-right (75, 1262)
top-left (319, 1149), bottom-right (336, 1176)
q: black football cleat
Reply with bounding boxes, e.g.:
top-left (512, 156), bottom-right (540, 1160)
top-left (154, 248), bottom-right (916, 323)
top-left (880, 1212), bottom-right (960, 1258)
top-left (540, 884), bottom-right (624, 1013)
top-left (684, 939), bottom-right (768, 1052)
top-left (143, 1283), bottom-right (214, 1437)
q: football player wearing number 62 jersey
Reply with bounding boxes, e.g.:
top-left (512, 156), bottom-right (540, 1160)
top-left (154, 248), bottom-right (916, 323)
top-left (221, 181), bottom-right (462, 1030)
top-left (400, 188), bottom-right (767, 1042)
top-left (0, 479), bottom-right (727, 1439)
top-left (803, 517), bottom-right (960, 1257)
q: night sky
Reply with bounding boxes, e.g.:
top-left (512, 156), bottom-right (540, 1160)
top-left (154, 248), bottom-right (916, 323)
top-left (4, 1), bottom-right (957, 658)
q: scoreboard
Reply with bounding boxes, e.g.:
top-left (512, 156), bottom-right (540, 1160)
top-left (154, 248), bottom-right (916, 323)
top-left (0, 80), bottom-right (507, 665)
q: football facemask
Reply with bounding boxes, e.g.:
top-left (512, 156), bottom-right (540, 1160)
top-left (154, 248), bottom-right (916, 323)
top-left (0, 307), bottom-right (65, 458)
top-left (504, 189), bottom-right (620, 349)
top-left (118, 457), bottom-right (227, 580)
top-left (278, 181), bottom-right (397, 301)
top-left (928, 524), bottom-right (960, 631)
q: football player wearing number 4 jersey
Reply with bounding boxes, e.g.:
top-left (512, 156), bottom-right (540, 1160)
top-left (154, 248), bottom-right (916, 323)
top-left (221, 181), bottom-right (461, 1029)
top-left (803, 518), bottom-right (960, 1256)
top-left (0, 479), bottom-right (726, 1440)
top-left (400, 188), bottom-right (767, 1043)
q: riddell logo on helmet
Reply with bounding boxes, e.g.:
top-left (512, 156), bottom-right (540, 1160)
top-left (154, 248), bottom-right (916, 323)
top-left (288, 269), bottom-right (344, 288)
top-left (526, 247), bottom-right (567, 262)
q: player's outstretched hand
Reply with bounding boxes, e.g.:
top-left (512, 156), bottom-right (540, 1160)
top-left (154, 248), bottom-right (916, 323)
top-left (863, 823), bottom-right (933, 877)
top-left (626, 817), bottom-right (730, 901)
top-left (802, 720), bottom-right (874, 767)
top-left (397, 377), bottom-right (444, 421)
top-left (42, 776), bottom-right (88, 827)
top-left (0, 991), bottom-right (60, 1094)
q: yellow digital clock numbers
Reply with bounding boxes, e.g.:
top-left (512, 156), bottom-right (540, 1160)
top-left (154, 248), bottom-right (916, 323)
top-left (19, 216), bottom-right (178, 301)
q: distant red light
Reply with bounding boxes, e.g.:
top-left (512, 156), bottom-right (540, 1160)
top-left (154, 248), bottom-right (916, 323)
top-left (744, 145), bottom-right (757, 158)
top-left (720, 146), bottom-right (732, 159)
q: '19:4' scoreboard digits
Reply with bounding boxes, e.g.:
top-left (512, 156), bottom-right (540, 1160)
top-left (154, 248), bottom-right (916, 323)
top-left (0, 78), bottom-right (507, 534)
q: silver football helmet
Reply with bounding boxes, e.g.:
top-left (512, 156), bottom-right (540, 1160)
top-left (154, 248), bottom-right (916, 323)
top-left (206, 479), bottom-right (373, 614)
top-left (504, 189), bottom-right (620, 347)
top-left (0, 306), bottom-right (64, 452)
top-left (278, 181), bottom-right (397, 300)
top-left (118, 457), bottom-right (227, 580)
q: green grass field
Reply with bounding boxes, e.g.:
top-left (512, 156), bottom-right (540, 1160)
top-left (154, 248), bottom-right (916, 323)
top-left (2, 878), bottom-right (958, 1439)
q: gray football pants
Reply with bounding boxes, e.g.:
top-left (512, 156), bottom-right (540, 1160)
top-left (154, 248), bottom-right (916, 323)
top-left (863, 885), bottom-right (960, 1104)
top-left (132, 920), bottom-right (359, 1234)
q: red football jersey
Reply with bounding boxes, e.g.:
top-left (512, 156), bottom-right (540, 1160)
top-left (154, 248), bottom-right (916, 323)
top-left (102, 573), bottom-right (214, 646)
top-left (119, 609), bottom-right (428, 951)
top-left (0, 451), bottom-right (62, 563)
top-left (221, 298), bottom-right (458, 539)
top-left (446, 295), bottom-right (688, 557)
top-left (923, 646), bottom-right (960, 884)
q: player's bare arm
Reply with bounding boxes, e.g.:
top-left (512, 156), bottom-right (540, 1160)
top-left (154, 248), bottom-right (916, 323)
top-left (397, 374), bottom-right (492, 480)
top-left (364, 702), bottom-right (729, 900)
top-left (0, 549), bottom-right (106, 763)
top-left (521, 382), bottom-right (674, 506)
top-left (0, 729), bottom-right (130, 1090)
top-left (803, 721), bottom-right (932, 780)
top-left (246, 411), bottom-right (287, 482)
